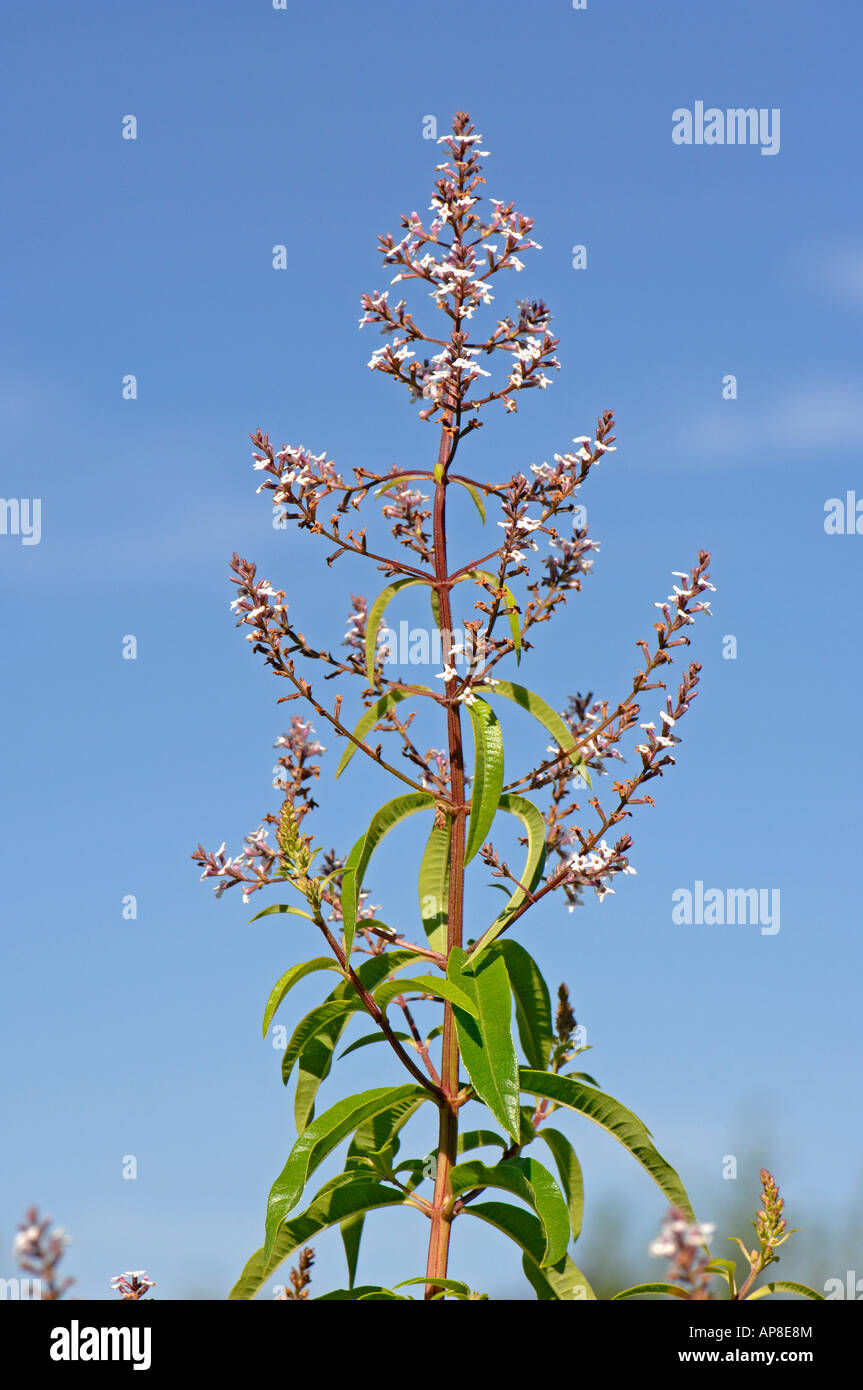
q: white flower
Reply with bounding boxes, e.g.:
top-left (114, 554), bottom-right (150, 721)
top-left (435, 665), bottom-right (458, 681)
top-left (14, 1226), bottom-right (41, 1257)
top-left (685, 1222), bottom-right (716, 1246)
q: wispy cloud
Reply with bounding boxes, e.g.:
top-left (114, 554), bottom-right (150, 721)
top-left (819, 247), bottom-right (863, 310)
top-left (676, 383), bottom-right (863, 462)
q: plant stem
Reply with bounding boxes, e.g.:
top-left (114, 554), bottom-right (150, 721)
top-left (424, 405), bottom-right (467, 1298)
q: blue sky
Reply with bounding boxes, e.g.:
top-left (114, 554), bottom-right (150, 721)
top-left (2, 0), bottom-right (861, 1299)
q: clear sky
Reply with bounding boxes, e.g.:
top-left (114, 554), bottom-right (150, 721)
top-left (2, 0), bottom-right (861, 1300)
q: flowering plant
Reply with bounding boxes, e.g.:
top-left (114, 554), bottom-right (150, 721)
top-left (193, 113), bottom-right (813, 1303)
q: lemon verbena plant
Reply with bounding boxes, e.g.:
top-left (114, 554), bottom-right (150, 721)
top-left (194, 112), bottom-right (718, 1302)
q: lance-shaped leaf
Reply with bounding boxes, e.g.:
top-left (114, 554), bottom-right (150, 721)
top-left (519, 1070), bottom-right (695, 1218)
top-left (251, 903), bottom-right (315, 924)
top-left (456, 480), bottom-right (486, 524)
top-left (291, 949), bottom-right (426, 1128)
top-left (264, 1084), bottom-right (429, 1258)
top-left (338, 1089), bottom-right (428, 1283)
top-left (317, 1286), bottom-right (410, 1300)
top-left (341, 792), bottom-right (435, 955)
top-left (746, 1281), bottom-right (825, 1302)
top-left (338, 1030), bottom-right (410, 1060)
top-left (336, 689), bottom-right (424, 777)
top-left (612, 1283), bottom-right (689, 1300)
top-left (449, 1156), bottom-right (569, 1266)
top-left (230, 1177), bottom-right (409, 1299)
top-left (293, 1013), bottom-right (353, 1132)
top-left (349, 1090), bottom-right (427, 1159)
top-left (342, 949), bottom-right (429, 993)
top-left (496, 939), bottom-right (553, 1071)
top-left (281, 1000), bottom-right (360, 1087)
top-left (364, 577), bottom-right (426, 682)
top-left (448, 946), bottom-right (521, 1141)
top-left (536, 1127), bottom-right (584, 1243)
top-left (523, 1252), bottom-right (596, 1301)
top-left (464, 696), bottom-right (505, 864)
top-left (373, 975), bottom-right (479, 1017)
top-left (393, 1275), bottom-right (476, 1298)
top-left (261, 957), bottom-right (343, 1038)
top-left (468, 570), bottom-right (521, 663)
top-left (457, 1129), bottom-right (508, 1155)
top-left (418, 821), bottom-right (449, 953)
top-left (471, 793), bottom-right (547, 957)
top-left (463, 1199), bottom-right (547, 1265)
top-left (475, 680), bottom-right (590, 785)
top-left (339, 1211), bottom-right (365, 1291)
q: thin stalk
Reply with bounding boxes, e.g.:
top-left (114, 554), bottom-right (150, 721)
top-left (424, 402), bottom-right (467, 1298)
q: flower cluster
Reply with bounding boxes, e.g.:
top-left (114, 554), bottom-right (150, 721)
top-left (275, 1247), bottom-right (315, 1300)
top-left (195, 111), bottom-right (714, 987)
top-left (566, 838), bottom-right (637, 904)
top-left (360, 112), bottom-right (559, 419)
top-left (110, 1270), bottom-right (156, 1300)
top-left (649, 1208), bottom-right (717, 1300)
top-left (13, 1208), bottom-right (74, 1300)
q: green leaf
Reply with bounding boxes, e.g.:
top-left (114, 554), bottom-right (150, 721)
top-left (418, 821), bottom-right (449, 954)
top-left (535, 1128), bottom-right (584, 1243)
top-left (293, 1013), bottom-right (353, 1132)
top-left (336, 690), bottom-right (415, 777)
top-left (464, 697), bottom-right (505, 864)
top-left (393, 1276), bottom-right (473, 1296)
top-left (457, 1129), bottom-right (508, 1155)
top-left (518, 1070), bottom-right (695, 1218)
top-left (496, 939), bottom-right (553, 1071)
top-left (348, 1091), bottom-right (426, 1158)
top-left (612, 1283), bottom-right (689, 1300)
top-left (295, 970), bottom-right (424, 1128)
top-left (703, 1257), bottom-right (737, 1298)
top-left (471, 793), bottom-right (547, 956)
top-left (476, 680), bottom-right (590, 785)
top-left (454, 479), bottom-right (486, 524)
top-left (338, 1030), bottom-right (410, 1060)
top-left (230, 1179), bottom-right (408, 1299)
top-left (523, 1252), bottom-right (596, 1301)
top-left (315, 1285), bottom-right (400, 1301)
top-left (450, 1157), bottom-right (569, 1266)
top-left (340, 1211), bottom-right (364, 1290)
top-left (250, 903), bottom-right (315, 924)
top-left (374, 474), bottom-right (426, 498)
top-left (464, 1200), bottom-right (547, 1265)
top-left (448, 946), bottom-right (521, 1141)
top-left (262, 957), bottom-right (341, 1038)
top-left (341, 792), bottom-right (435, 956)
top-left (264, 1085), bottom-right (428, 1258)
top-left (373, 975), bottom-right (479, 1018)
top-left (746, 1281), bottom-right (825, 1302)
top-left (356, 1290), bottom-right (410, 1300)
top-left (468, 571), bottom-right (521, 664)
top-left (342, 949), bottom-right (428, 994)
top-left (281, 1001), bottom-right (359, 1087)
top-left (365, 578), bottom-right (425, 683)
